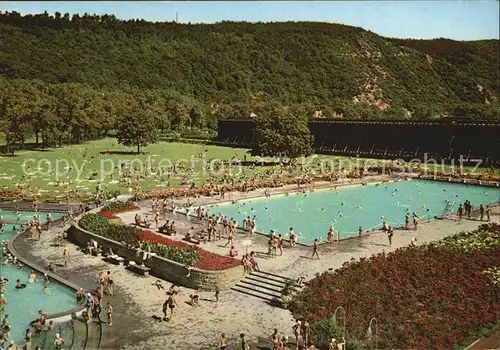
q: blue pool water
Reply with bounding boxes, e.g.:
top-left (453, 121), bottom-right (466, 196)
top-left (204, 180), bottom-right (500, 244)
top-left (1, 212), bottom-right (78, 344)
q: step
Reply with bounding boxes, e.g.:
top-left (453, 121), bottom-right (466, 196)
top-left (239, 279), bottom-right (283, 294)
top-left (245, 275), bottom-right (288, 289)
top-left (41, 329), bottom-right (58, 350)
top-left (251, 270), bottom-right (293, 282)
top-left (30, 330), bottom-right (49, 350)
top-left (230, 285), bottom-right (279, 302)
top-left (72, 318), bottom-right (88, 349)
top-left (233, 281), bottom-right (282, 299)
top-left (249, 273), bottom-right (292, 286)
top-left (241, 276), bottom-right (285, 292)
top-left (57, 320), bottom-right (75, 349)
top-left (85, 314), bottom-right (103, 349)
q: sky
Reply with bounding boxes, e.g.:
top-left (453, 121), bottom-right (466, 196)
top-left (0, 1), bottom-right (498, 40)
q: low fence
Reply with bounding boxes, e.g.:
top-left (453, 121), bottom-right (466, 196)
top-left (67, 224), bottom-right (245, 291)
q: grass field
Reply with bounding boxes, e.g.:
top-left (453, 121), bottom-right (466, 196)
top-left (0, 138), bottom-right (497, 198)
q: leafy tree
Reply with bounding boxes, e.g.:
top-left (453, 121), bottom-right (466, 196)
top-left (116, 96), bottom-right (159, 153)
top-left (252, 103), bottom-right (313, 160)
top-left (0, 79), bottom-right (37, 154)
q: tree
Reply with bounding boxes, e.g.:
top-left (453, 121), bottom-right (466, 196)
top-left (115, 97), bottom-right (158, 153)
top-left (0, 79), bottom-right (36, 154)
top-left (252, 103), bottom-right (313, 160)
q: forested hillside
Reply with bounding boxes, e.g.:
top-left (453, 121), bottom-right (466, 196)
top-left (0, 11), bottom-right (498, 144)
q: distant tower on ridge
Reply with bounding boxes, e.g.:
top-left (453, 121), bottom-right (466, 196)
top-left (176, 12), bottom-right (179, 24)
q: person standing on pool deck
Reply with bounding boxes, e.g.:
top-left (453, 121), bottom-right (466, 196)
top-left (486, 206), bottom-right (492, 221)
top-left (106, 301), bottom-right (113, 326)
top-left (311, 239), bottom-right (320, 260)
top-left (106, 271), bottom-right (114, 296)
top-left (404, 213), bottom-right (410, 230)
top-left (289, 228), bottom-right (296, 248)
top-left (387, 226), bottom-right (394, 246)
top-left (63, 244), bottom-right (69, 266)
top-left (277, 234), bottom-right (284, 256)
top-left (479, 204), bottom-right (485, 221)
top-left (458, 204), bottom-right (464, 219)
top-left (413, 213), bottom-right (419, 230)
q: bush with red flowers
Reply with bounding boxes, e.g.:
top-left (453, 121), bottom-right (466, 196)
top-left (138, 230), bottom-right (241, 270)
top-left (98, 204), bottom-right (139, 221)
top-left (289, 225), bottom-right (500, 349)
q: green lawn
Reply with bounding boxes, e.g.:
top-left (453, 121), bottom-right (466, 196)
top-left (0, 138), bottom-right (496, 199)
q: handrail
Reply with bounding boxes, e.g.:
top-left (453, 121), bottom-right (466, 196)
top-left (69, 319), bottom-right (76, 349)
top-left (97, 314), bottom-right (103, 349)
top-left (83, 318), bottom-right (89, 350)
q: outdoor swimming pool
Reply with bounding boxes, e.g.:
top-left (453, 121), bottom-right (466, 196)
top-left (1, 213), bottom-right (78, 344)
top-left (204, 180), bottom-right (500, 244)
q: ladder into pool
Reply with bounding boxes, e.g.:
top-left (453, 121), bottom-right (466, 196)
top-left (440, 201), bottom-right (455, 218)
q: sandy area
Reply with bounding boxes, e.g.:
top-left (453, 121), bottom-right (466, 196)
top-left (20, 194), bottom-right (500, 349)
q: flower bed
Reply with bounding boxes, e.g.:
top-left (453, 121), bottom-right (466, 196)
top-left (101, 201), bottom-right (139, 212)
top-left (138, 230), bottom-right (241, 271)
top-left (77, 215), bottom-right (241, 271)
top-left (97, 203), bottom-right (139, 222)
top-left (289, 225), bottom-right (500, 349)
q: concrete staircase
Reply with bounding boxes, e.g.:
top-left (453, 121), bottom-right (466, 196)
top-left (231, 270), bottom-right (296, 303)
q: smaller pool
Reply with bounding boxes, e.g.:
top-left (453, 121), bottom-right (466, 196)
top-left (1, 218), bottom-right (78, 344)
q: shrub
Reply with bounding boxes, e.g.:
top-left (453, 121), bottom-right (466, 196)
top-left (140, 242), bottom-right (199, 266)
top-left (289, 227), bottom-right (500, 348)
top-left (79, 214), bottom-right (110, 235)
top-left (432, 225), bottom-right (500, 252)
top-left (138, 230), bottom-right (242, 271)
top-left (101, 201), bottom-right (138, 212)
top-left (308, 318), bottom-right (364, 350)
top-left (102, 225), bottom-right (140, 247)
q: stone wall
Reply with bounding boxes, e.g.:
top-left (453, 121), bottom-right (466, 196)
top-left (67, 224), bottom-right (244, 291)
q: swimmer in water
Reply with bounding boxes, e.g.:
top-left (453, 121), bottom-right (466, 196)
top-left (15, 279), bottom-right (26, 289)
top-left (337, 211), bottom-right (343, 217)
top-left (28, 271), bottom-right (36, 283)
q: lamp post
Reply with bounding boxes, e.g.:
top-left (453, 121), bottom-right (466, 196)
top-left (366, 317), bottom-right (378, 350)
top-left (332, 306), bottom-right (346, 338)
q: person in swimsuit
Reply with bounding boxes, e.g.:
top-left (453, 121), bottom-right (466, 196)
top-left (277, 234), bottom-right (284, 256)
top-left (387, 226), bottom-right (394, 246)
top-left (97, 272), bottom-right (106, 299)
top-left (311, 239), bottom-right (320, 260)
top-left (15, 279), bottom-right (26, 289)
top-left (63, 245), bottom-right (69, 266)
top-left (54, 333), bottom-right (65, 350)
top-left (106, 301), bottom-right (113, 326)
top-left (289, 228), bottom-right (296, 248)
top-left (28, 271), bottom-right (36, 283)
top-left (106, 271), bottom-right (114, 296)
top-left (166, 291), bottom-right (179, 320)
top-left (0, 294), bottom-right (7, 313)
top-left (240, 333), bottom-right (250, 350)
top-left (218, 333), bottom-right (228, 350)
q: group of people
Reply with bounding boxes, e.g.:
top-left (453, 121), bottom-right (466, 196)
top-left (457, 200), bottom-right (492, 221)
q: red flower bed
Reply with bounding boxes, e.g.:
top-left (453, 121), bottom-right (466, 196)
top-left (138, 230), bottom-right (242, 271)
top-left (98, 206), bottom-right (139, 220)
top-left (289, 245), bottom-right (500, 348)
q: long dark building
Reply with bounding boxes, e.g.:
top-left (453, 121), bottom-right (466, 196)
top-left (218, 119), bottom-right (500, 164)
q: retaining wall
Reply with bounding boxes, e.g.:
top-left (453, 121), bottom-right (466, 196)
top-left (68, 224), bottom-right (245, 291)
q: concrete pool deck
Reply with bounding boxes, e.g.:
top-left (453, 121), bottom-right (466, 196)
top-left (13, 199), bottom-right (500, 349)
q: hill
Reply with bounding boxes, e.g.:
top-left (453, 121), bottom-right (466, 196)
top-left (0, 11), bottom-right (498, 122)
